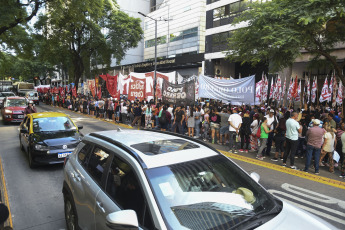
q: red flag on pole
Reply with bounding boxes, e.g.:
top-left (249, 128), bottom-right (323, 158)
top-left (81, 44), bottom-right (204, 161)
top-left (72, 86), bottom-right (77, 97)
top-left (319, 77), bottom-right (331, 103)
top-left (97, 86), bottom-right (102, 99)
top-left (291, 76), bottom-right (299, 99)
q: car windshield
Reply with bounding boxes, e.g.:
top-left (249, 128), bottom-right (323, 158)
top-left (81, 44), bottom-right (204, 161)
top-left (33, 117), bottom-right (76, 132)
top-left (6, 99), bottom-right (27, 107)
top-left (146, 155), bottom-right (278, 230)
top-left (0, 92), bottom-right (15, 97)
top-left (27, 92), bottom-right (37, 97)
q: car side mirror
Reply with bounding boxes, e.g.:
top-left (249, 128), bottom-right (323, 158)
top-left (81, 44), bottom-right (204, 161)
top-left (250, 172), bottom-right (260, 183)
top-left (106, 210), bottom-right (139, 230)
top-left (77, 125), bottom-right (83, 130)
top-left (20, 128), bottom-right (28, 134)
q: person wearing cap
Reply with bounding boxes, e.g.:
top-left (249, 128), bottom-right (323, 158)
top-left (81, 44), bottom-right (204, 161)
top-left (264, 109), bottom-right (278, 157)
top-left (24, 101), bottom-right (37, 115)
top-left (303, 119), bottom-right (326, 174)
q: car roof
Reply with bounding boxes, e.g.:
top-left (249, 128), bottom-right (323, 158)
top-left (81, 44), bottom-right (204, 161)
top-left (87, 130), bottom-right (220, 169)
top-left (30, 112), bottom-right (69, 119)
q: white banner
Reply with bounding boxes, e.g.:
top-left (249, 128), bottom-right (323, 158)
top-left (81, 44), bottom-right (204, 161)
top-left (198, 75), bottom-right (255, 105)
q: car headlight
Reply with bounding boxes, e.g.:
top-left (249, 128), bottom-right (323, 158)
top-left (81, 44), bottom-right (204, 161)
top-left (35, 144), bottom-right (50, 151)
top-left (5, 109), bottom-right (12, 113)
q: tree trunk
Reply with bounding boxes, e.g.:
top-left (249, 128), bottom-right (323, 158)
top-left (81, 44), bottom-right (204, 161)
top-left (73, 55), bottom-right (84, 92)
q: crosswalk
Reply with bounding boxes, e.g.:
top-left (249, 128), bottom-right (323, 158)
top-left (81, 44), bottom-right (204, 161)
top-left (268, 183), bottom-right (345, 228)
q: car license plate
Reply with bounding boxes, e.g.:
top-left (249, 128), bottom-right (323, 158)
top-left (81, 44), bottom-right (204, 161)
top-left (18, 115), bottom-right (24, 118)
top-left (58, 152), bottom-right (72, 158)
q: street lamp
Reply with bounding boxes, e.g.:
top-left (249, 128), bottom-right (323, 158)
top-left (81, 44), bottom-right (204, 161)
top-left (138, 11), bottom-right (168, 103)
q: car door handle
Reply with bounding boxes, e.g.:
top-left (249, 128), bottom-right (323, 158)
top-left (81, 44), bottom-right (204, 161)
top-left (71, 172), bottom-right (81, 182)
top-left (96, 201), bottom-right (105, 213)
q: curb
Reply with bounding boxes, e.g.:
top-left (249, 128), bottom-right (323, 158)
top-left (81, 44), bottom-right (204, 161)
top-left (0, 157), bottom-right (13, 227)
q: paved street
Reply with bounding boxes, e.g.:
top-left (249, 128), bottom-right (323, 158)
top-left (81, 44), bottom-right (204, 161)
top-left (0, 104), bottom-right (344, 229)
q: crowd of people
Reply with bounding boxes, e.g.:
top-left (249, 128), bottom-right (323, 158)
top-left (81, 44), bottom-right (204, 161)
top-left (39, 92), bottom-right (345, 178)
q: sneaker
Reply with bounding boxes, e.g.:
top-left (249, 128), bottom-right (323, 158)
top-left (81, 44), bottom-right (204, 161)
top-left (320, 162), bottom-right (325, 167)
top-left (203, 139), bottom-right (207, 142)
top-left (290, 166), bottom-right (297, 170)
top-left (334, 163), bottom-right (338, 167)
top-left (294, 156), bottom-right (298, 159)
top-left (256, 156), bottom-right (264, 160)
top-left (340, 173), bottom-right (345, 178)
top-left (301, 169), bottom-right (308, 173)
top-left (239, 149), bottom-right (244, 152)
top-left (233, 150), bottom-right (238, 153)
top-left (271, 157), bottom-right (278, 162)
top-left (282, 163), bottom-right (287, 167)
top-left (245, 150), bottom-right (249, 153)
top-left (315, 171), bottom-right (320, 175)
top-left (228, 150), bottom-right (233, 153)
top-left (280, 157), bottom-right (284, 160)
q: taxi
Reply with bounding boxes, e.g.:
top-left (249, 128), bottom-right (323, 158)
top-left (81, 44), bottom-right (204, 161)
top-left (19, 112), bottom-right (83, 168)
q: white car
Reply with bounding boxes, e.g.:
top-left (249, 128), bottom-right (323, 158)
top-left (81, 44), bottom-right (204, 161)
top-left (62, 129), bottom-right (336, 230)
top-left (25, 91), bottom-right (39, 105)
top-left (0, 91), bottom-right (16, 107)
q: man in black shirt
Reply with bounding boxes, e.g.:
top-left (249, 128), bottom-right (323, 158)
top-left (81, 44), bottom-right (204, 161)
top-left (172, 105), bottom-right (185, 134)
top-left (131, 103), bottom-right (142, 127)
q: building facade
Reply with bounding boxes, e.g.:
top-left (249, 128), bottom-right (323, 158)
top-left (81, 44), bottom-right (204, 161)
top-left (204, 0), bottom-right (267, 79)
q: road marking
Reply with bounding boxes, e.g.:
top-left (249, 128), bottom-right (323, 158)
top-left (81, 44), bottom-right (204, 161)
top-left (268, 183), bottom-right (345, 226)
top-left (219, 150), bottom-right (345, 190)
top-left (0, 157), bottom-right (13, 227)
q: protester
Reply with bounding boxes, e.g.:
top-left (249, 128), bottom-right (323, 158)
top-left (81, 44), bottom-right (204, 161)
top-left (257, 117), bottom-right (273, 160)
top-left (219, 108), bottom-right (230, 145)
top-left (250, 113), bottom-right (260, 152)
top-left (319, 126), bottom-right (336, 173)
top-left (303, 119), bottom-right (325, 174)
top-left (228, 108), bottom-right (242, 153)
top-left (194, 106), bottom-right (202, 138)
top-left (264, 109), bottom-right (278, 157)
top-left (187, 106), bottom-right (195, 137)
top-left (271, 115), bottom-right (287, 161)
top-left (283, 112), bottom-right (302, 169)
top-left (239, 111), bottom-right (251, 152)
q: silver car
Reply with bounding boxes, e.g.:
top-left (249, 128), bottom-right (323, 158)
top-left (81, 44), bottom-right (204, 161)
top-left (62, 129), bottom-right (336, 230)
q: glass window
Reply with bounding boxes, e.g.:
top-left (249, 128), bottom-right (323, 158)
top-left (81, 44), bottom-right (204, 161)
top-left (131, 139), bottom-right (200, 156)
top-left (32, 116), bottom-right (76, 132)
top-left (146, 155), bottom-right (281, 229)
top-left (170, 27), bottom-right (198, 42)
top-left (105, 155), bottom-right (154, 229)
top-left (78, 143), bottom-right (92, 165)
top-left (145, 36), bottom-right (167, 48)
top-left (6, 99), bottom-right (27, 107)
top-left (86, 147), bottom-right (110, 185)
top-left (230, 1), bottom-right (241, 14)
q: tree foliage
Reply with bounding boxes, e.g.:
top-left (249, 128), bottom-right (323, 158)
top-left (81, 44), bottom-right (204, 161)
top-left (226, 0), bottom-right (345, 83)
top-left (36, 0), bottom-right (143, 89)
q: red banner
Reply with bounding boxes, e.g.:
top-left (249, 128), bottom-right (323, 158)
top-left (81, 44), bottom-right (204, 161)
top-left (128, 76), bottom-right (146, 101)
top-left (97, 86), bottom-right (102, 99)
top-left (88, 80), bottom-right (95, 98)
top-left (72, 86), bottom-right (77, 97)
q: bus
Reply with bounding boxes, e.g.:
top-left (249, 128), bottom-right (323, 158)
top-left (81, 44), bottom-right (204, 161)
top-left (0, 80), bottom-right (13, 92)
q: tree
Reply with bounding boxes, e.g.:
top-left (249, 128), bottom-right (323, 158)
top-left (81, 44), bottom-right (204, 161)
top-left (226, 0), bottom-right (345, 83)
top-left (36, 0), bottom-right (143, 90)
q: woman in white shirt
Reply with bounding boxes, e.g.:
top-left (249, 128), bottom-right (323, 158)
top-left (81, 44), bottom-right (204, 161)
top-left (320, 126), bottom-right (336, 173)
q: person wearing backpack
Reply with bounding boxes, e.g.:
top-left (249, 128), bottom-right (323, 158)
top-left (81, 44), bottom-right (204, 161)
top-left (160, 105), bottom-right (171, 131)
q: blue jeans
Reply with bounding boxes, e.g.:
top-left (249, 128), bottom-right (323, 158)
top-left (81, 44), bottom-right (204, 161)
top-left (304, 145), bottom-right (321, 172)
top-left (195, 119), bottom-right (201, 137)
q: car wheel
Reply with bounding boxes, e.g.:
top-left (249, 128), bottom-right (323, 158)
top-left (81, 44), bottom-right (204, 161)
top-left (64, 193), bottom-right (78, 230)
top-left (28, 148), bottom-right (37, 169)
top-left (19, 136), bottom-right (24, 151)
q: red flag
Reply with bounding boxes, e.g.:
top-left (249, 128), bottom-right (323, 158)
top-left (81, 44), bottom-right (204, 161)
top-left (291, 76), bottom-right (299, 99)
top-left (319, 77), bottom-right (331, 103)
top-left (72, 86), bottom-right (77, 97)
top-left (105, 74), bottom-right (119, 99)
